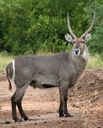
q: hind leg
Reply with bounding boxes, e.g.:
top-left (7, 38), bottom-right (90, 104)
top-left (11, 93), bottom-right (19, 122)
top-left (17, 95), bottom-right (29, 121)
top-left (11, 85), bottom-right (28, 122)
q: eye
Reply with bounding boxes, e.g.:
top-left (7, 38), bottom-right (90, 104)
top-left (81, 41), bottom-right (85, 44)
top-left (81, 39), bottom-right (85, 43)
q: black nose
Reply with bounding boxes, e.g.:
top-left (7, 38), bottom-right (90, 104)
top-left (75, 49), bottom-right (79, 54)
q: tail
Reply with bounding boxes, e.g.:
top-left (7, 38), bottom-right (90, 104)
top-left (6, 65), bottom-right (12, 91)
top-left (8, 77), bottom-right (12, 91)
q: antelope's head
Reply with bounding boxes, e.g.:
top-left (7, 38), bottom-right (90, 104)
top-left (65, 12), bottom-right (95, 58)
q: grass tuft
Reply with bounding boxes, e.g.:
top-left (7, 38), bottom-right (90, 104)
top-left (87, 54), bottom-right (103, 69)
top-left (0, 53), bottom-right (13, 72)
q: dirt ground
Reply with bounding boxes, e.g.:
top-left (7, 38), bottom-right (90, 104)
top-left (0, 69), bottom-right (103, 128)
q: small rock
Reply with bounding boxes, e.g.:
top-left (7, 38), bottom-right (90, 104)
top-left (72, 102), bottom-right (80, 108)
top-left (34, 122), bottom-right (37, 125)
top-left (4, 121), bottom-right (11, 124)
top-left (44, 121), bottom-right (47, 124)
top-left (90, 96), bottom-right (99, 103)
top-left (77, 86), bottom-right (82, 90)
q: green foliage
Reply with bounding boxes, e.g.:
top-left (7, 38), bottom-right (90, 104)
top-left (0, 0), bottom-right (103, 55)
top-left (83, 0), bottom-right (103, 54)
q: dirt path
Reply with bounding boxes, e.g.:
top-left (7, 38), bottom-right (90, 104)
top-left (0, 69), bottom-right (103, 128)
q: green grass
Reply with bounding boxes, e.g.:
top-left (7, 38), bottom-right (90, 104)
top-left (0, 52), bottom-right (103, 73)
top-left (87, 54), bottom-right (103, 69)
top-left (0, 53), bottom-right (13, 72)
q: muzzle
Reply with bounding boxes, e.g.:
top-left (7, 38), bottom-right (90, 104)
top-left (74, 48), bottom-right (80, 56)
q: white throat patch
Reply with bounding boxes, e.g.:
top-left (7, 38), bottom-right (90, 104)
top-left (82, 50), bottom-right (88, 61)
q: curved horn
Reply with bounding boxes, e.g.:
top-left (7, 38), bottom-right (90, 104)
top-left (67, 12), bottom-right (77, 39)
top-left (80, 11), bottom-right (96, 38)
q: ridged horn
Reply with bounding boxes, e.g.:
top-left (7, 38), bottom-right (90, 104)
top-left (67, 12), bottom-right (77, 39)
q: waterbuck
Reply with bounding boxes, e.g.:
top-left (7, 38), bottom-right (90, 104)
top-left (6, 12), bottom-right (95, 122)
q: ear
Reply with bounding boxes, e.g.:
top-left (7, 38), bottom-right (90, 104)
top-left (65, 33), bottom-right (74, 43)
top-left (84, 33), bottom-right (91, 43)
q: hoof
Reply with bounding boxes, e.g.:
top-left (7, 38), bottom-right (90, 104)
top-left (59, 112), bottom-right (64, 117)
top-left (14, 118), bottom-right (22, 122)
top-left (59, 113), bottom-right (73, 118)
top-left (64, 113), bottom-right (73, 117)
top-left (23, 116), bottom-right (29, 121)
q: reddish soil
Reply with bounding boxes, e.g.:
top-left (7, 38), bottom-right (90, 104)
top-left (0, 69), bottom-right (103, 128)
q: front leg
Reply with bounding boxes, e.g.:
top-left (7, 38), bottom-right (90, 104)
top-left (63, 96), bottom-right (72, 117)
top-left (59, 84), bottom-right (72, 117)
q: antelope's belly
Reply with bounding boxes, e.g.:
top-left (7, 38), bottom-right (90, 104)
top-left (31, 75), bottom-right (59, 88)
